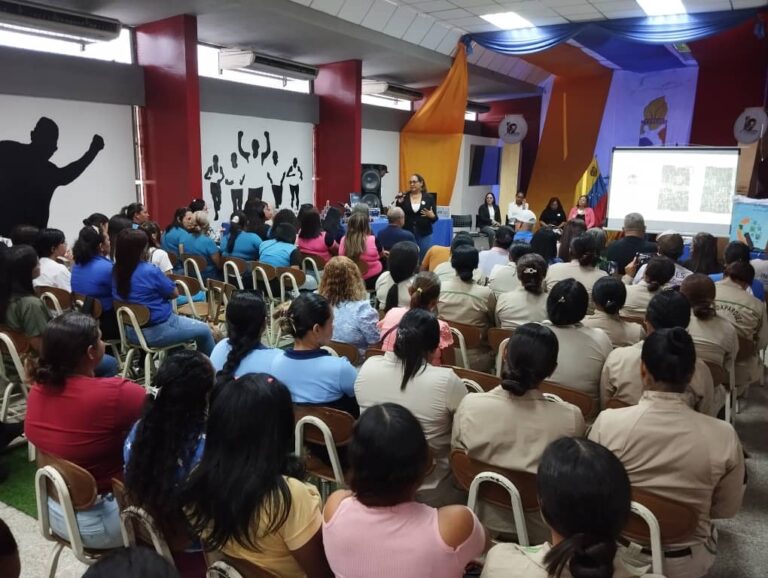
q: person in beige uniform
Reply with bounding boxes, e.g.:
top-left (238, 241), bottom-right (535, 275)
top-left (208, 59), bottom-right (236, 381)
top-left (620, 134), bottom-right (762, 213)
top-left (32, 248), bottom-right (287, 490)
top-left (488, 242), bottom-right (534, 296)
top-left (545, 279), bottom-right (612, 411)
top-left (495, 253), bottom-right (549, 329)
top-left (354, 309), bottom-right (466, 506)
top-left (438, 245), bottom-right (496, 372)
top-left (584, 277), bottom-right (644, 348)
top-left (545, 234), bottom-right (607, 312)
top-left (590, 328), bottom-right (745, 578)
top-left (715, 262), bottom-right (768, 391)
top-left (622, 256), bottom-right (675, 317)
top-left (481, 438), bottom-right (663, 578)
top-left (601, 290), bottom-right (717, 415)
top-left (433, 234), bottom-right (484, 284)
top-left (453, 323), bottom-right (584, 542)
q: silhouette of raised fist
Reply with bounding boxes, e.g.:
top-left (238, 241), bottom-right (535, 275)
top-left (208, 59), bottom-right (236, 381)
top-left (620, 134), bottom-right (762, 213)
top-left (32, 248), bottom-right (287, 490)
top-left (90, 134), bottom-right (104, 152)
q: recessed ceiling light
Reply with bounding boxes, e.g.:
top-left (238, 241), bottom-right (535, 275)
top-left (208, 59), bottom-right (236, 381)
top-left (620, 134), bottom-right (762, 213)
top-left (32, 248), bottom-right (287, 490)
top-left (636, 0), bottom-right (687, 17)
top-left (480, 12), bottom-right (535, 30)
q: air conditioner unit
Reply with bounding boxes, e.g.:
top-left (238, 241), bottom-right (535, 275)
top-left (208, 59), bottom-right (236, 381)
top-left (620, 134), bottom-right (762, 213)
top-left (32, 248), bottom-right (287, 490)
top-left (362, 80), bottom-right (424, 102)
top-left (0, 0), bottom-right (121, 42)
top-left (218, 49), bottom-right (318, 81)
top-left (466, 100), bottom-right (491, 114)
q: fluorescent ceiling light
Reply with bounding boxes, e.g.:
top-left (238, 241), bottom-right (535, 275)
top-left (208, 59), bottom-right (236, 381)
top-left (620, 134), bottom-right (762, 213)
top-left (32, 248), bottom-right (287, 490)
top-left (480, 12), bottom-right (534, 30)
top-left (636, 0), bottom-right (687, 17)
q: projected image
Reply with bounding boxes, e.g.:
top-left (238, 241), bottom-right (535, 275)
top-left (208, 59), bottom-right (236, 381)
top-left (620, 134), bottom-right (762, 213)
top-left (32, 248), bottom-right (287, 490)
top-left (657, 165), bottom-right (691, 212)
top-left (700, 167), bottom-right (735, 214)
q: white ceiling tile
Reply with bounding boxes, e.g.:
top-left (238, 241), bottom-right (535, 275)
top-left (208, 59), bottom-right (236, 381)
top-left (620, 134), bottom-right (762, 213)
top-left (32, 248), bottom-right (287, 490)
top-left (383, 5), bottom-right (419, 37)
top-left (683, 0), bottom-right (732, 13)
top-left (564, 10), bottom-right (606, 19)
top-left (589, 0), bottom-right (638, 8)
top-left (464, 4), bottom-right (506, 15)
top-left (337, 0), bottom-right (375, 23)
top-left (310, 0), bottom-right (345, 16)
top-left (435, 28), bottom-right (464, 54)
top-left (361, 0), bottom-right (397, 28)
top-left (466, 44), bottom-right (485, 63)
top-left (290, 0), bottom-right (313, 5)
top-left (476, 49), bottom-right (496, 66)
top-left (419, 21), bottom-right (452, 49)
top-left (450, 0), bottom-right (499, 6)
top-left (541, 0), bottom-right (591, 6)
top-left (443, 15), bottom-right (489, 25)
top-left (402, 13), bottom-right (437, 43)
top-left (411, 0), bottom-right (455, 12)
top-left (597, 7), bottom-right (646, 17)
top-left (428, 7), bottom-right (475, 18)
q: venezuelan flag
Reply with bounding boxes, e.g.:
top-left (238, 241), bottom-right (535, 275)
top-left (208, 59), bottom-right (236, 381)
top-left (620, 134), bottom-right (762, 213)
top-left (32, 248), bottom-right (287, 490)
top-left (574, 157), bottom-right (608, 227)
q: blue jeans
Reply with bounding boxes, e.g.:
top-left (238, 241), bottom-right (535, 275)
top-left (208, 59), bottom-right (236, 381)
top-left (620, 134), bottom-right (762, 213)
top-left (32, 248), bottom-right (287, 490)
top-left (130, 313), bottom-right (215, 356)
top-left (94, 354), bottom-right (119, 378)
top-left (415, 234), bottom-right (434, 261)
top-left (48, 494), bottom-right (123, 550)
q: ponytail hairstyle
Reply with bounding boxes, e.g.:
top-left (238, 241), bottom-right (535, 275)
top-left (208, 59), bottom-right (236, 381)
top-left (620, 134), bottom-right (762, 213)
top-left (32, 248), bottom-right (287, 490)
top-left (121, 202), bottom-right (145, 222)
top-left (680, 274), bottom-right (717, 320)
top-left (540, 437), bottom-right (631, 578)
top-left (516, 253), bottom-right (547, 294)
top-left (645, 290), bottom-right (691, 331)
top-left (343, 212), bottom-right (371, 261)
top-left (408, 271), bottom-right (441, 310)
top-left (139, 221), bottom-right (163, 249)
top-left (73, 226), bottom-right (107, 266)
top-left (384, 241), bottom-right (419, 311)
top-left (216, 292), bottom-right (268, 387)
top-left (591, 277), bottom-right (626, 315)
top-left (33, 312), bottom-right (100, 389)
top-left (570, 234), bottom-right (599, 268)
top-left (393, 308), bottom-right (440, 391)
top-left (558, 220), bottom-right (587, 262)
top-left (166, 207), bottom-right (190, 233)
top-left (82, 213), bottom-right (108, 232)
top-left (451, 244), bottom-right (479, 283)
top-left (641, 327), bottom-right (696, 393)
top-left (226, 211), bottom-right (248, 254)
top-left (501, 323), bottom-right (558, 396)
top-left (724, 260), bottom-right (755, 286)
top-left (644, 256), bottom-right (675, 292)
top-left (547, 279), bottom-right (589, 326)
top-left (530, 228), bottom-right (557, 263)
top-left (279, 293), bottom-right (331, 340)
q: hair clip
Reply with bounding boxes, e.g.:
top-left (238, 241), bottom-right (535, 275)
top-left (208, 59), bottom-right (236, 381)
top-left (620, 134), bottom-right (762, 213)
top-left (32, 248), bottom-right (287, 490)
top-left (266, 376), bottom-right (274, 383)
top-left (523, 267), bottom-right (537, 274)
top-left (558, 296), bottom-right (566, 303)
top-left (416, 287), bottom-right (423, 293)
top-left (231, 215), bottom-right (240, 224)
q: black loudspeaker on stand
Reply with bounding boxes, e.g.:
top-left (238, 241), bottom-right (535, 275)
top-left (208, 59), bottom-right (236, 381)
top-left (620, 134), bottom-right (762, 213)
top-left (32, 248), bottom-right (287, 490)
top-left (360, 164), bottom-right (387, 208)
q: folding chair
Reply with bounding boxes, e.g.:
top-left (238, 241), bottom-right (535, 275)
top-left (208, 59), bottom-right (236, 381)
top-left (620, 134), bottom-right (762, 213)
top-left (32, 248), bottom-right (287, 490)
top-left (277, 267), bottom-right (306, 302)
top-left (322, 340), bottom-right (360, 366)
top-left (705, 360), bottom-right (734, 423)
top-left (35, 286), bottom-right (72, 316)
top-left (181, 254), bottom-right (208, 289)
top-left (170, 274), bottom-right (210, 321)
top-left (450, 450), bottom-right (537, 547)
top-left (0, 326), bottom-right (31, 423)
top-left (450, 214), bottom-right (475, 237)
top-left (443, 319), bottom-right (482, 370)
top-left (35, 452), bottom-right (119, 576)
top-left (72, 293), bottom-right (123, 369)
top-left (620, 314), bottom-right (645, 327)
top-left (735, 336), bottom-right (757, 414)
top-left (604, 397), bottom-right (631, 410)
top-left (207, 279), bottom-right (237, 328)
top-left (222, 257), bottom-right (249, 290)
top-left (300, 253), bottom-right (326, 280)
top-left (449, 366), bottom-right (500, 393)
top-left (488, 327), bottom-right (514, 377)
top-left (251, 262), bottom-right (280, 344)
top-left (364, 347), bottom-right (385, 360)
top-left (540, 381), bottom-right (595, 420)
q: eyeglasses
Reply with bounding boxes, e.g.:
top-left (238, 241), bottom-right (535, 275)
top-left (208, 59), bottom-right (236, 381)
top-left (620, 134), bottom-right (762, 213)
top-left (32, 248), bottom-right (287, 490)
top-left (408, 180), bottom-right (419, 184)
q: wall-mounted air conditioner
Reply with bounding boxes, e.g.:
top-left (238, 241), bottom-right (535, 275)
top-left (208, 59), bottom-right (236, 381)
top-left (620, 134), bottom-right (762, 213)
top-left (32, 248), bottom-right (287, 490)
top-left (466, 101), bottom-right (491, 114)
top-left (0, 0), bottom-right (121, 42)
top-left (218, 49), bottom-right (319, 81)
top-left (362, 80), bottom-right (424, 102)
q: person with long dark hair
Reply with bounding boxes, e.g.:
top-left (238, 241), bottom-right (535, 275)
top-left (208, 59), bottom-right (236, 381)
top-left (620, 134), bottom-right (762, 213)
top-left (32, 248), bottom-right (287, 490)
top-left (583, 277), bottom-right (643, 348)
top-left (112, 229), bottom-right (215, 355)
top-left (72, 225), bottom-right (119, 340)
top-left (120, 202), bottom-right (150, 228)
top-left (355, 309), bottom-right (466, 505)
top-left (25, 312), bottom-right (146, 549)
top-left (162, 207), bottom-right (193, 257)
top-left (495, 253), bottom-right (549, 329)
top-left (323, 403), bottom-right (486, 576)
top-left (546, 234), bottom-right (607, 311)
top-left (139, 221), bottom-right (174, 275)
top-left (107, 214), bottom-right (133, 260)
top-left (530, 227), bottom-right (559, 265)
top-left (0, 244), bottom-right (49, 354)
top-left (244, 198), bottom-right (273, 240)
top-left (590, 328), bottom-right (745, 578)
top-left (395, 173), bottom-right (438, 258)
top-left (538, 197), bottom-right (566, 229)
top-left (375, 241), bottom-right (419, 311)
top-left (182, 373), bottom-right (333, 578)
top-left (297, 207), bottom-right (337, 262)
top-left (209, 291), bottom-right (279, 385)
top-left (556, 219), bottom-right (586, 263)
top-left (622, 255), bottom-right (675, 317)
top-left (682, 232), bottom-right (722, 275)
top-left (477, 191), bottom-right (502, 247)
top-left (33, 227), bottom-right (70, 291)
top-left (82, 213), bottom-right (109, 236)
top-left (220, 211), bottom-right (262, 261)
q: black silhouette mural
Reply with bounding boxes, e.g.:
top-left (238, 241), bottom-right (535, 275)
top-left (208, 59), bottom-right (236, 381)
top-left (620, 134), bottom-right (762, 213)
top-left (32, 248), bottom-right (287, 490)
top-left (0, 117), bottom-right (104, 237)
top-left (267, 150), bottom-right (285, 210)
top-left (238, 130), bottom-right (271, 202)
top-left (203, 154), bottom-right (225, 220)
top-left (225, 152), bottom-right (245, 212)
top-left (286, 157), bottom-right (304, 211)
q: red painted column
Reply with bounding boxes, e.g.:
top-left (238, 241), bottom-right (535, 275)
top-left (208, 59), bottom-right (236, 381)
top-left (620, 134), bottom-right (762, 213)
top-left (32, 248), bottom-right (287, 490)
top-left (135, 15), bottom-right (201, 227)
top-left (314, 60), bottom-right (362, 208)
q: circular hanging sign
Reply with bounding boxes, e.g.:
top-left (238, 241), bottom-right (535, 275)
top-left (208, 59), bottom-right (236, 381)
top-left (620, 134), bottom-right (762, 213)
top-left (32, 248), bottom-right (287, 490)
top-left (498, 114), bottom-right (528, 144)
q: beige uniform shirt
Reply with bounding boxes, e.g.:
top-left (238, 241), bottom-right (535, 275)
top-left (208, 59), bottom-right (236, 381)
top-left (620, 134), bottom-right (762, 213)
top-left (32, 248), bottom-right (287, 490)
top-left (589, 391), bottom-right (745, 548)
top-left (687, 313), bottom-right (738, 369)
top-left (544, 260), bottom-right (607, 296)
top-left (434, 261), bottom-right (484, 285)
top-left (438, 275), bottom-right (496, 337)
top-left (622, 283), bottom-right (668, 317)
top-left (599, 341), bottom-right (717, 415)
top-left (374, 272), bottom-right (412, 311)
top-left (488, 262), bottom-right (518, 296)
top-left (354, 352), bottom-right (466, 490)
top-left (495, 287), bottom-right (548, 330)
top-left (583, 310), bottom-right (644, 348)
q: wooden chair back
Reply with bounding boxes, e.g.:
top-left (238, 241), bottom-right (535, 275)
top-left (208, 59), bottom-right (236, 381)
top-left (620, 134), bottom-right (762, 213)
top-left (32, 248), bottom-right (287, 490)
top-left (168, 252), bottom-right (179, 268)
top-left (113, 300), bottom-right (152, 327)
top-left (207, 279), bottom-right (237, 322)
top-left (0, 324), bottom-right (31, 357)
top-left (252, 262), bottom-right (277, 281)
top-left (487, 327), bottom-right (513, 355)
top-left (705, 361), bottom-right (728, 386)
top-left (294, 405), bottom-right (355, 447)
top-left (449, 366), bottom-right (500, 392)
top-left (605, 397), bottom-right (631, 410)
top-left (325, 340), bottom-right (360, 366)
top-left (620, 315), bottom-right (645, 326)
top-left (623, 488), bottom-right (699, 546)
top-left (181, 254), bottom-right (208, 272)
top-left (300, 253), bottom-right (326, 272)
top-left (450, 450), bottom-right (538, 511)
top-left (222, 257), bottom-right (248, 289)
top-left (736, 336), bottom-right (756, 362)
top-left (36, 451), bottom-right (97, 511)
top-left (35, 285), bottom-right (72, 313)
top-left (71, 293), bottom-right (103, 319)
top-left (445, 319), bottom-right (483, 349)
top-left (364, 347), bottom-right (385, 360)
top-left (540, 381), bottom-right (595, 419)
top-left (170, 273), bottom-right (203, 296)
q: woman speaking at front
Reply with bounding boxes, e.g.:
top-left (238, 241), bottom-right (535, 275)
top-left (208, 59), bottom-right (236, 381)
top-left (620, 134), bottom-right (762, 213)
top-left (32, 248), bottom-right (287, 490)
top-left (395, 173), bottom-right (437, 259)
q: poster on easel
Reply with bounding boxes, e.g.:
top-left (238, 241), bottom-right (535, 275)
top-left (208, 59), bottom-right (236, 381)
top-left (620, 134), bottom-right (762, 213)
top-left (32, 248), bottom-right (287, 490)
top-left (731, 195), bottom-right (768, 252)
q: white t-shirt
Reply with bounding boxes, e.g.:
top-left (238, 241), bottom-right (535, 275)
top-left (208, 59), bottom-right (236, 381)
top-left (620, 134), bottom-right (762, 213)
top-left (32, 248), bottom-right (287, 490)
top-left (751, 258), bottom-right (768, 293)
top-left (33, 257), bottom-right (71, 291)
top-left (148, 247), bottom-right (173, 274)
top-left (507, 201), bottom-right (528, 223)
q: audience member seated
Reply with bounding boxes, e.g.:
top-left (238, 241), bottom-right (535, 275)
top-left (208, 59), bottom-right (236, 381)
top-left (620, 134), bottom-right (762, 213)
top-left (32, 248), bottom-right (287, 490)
top-left (622, 256), bottom-right (675, 317)
top-left (25, 312), bottom-right (146, 549)
top-left (495, 253), bottom-right (549, 329)
top-left (244, 198), bottom-right (273, 240)
top-left (340, 212), bottom-right (384, 290)
top-left (210, 291), bottom-right (280, 381)
top-left (545, 279), bottom-right (612, 408)
top-left (140, 221), bottom-right (173, 275)
top-left (271, 208), bottom-right (300, 237)
top-left (71, 225), bottom-right (119, 341)
top-left (377, 207), bottom-right (416, 251)
top-left (121, 202), bottom-right (150, 229)
top-left (220, 211), bottom-right (262, 261)
top-left (481, 437), bottom-right (662, 578)
top-left (82, 547), bottom-right (178, 578)
top-left (590, 328), bottom-right (745, 578)
top-left (629, 231), bottom-right (691, 287)
top-left (605, 212), bottom-right (656, 275)
top-left (269, 293), bottom-right (357, 414)
top-left (583, 277), bottom-right (644, 348)
top-left (318, 256), bottom-right (380, 358)
top-left (83, 213), bottom-right (109, 236)
top-left (183, 211), bottom-right (221, 281)
top-left (32, 228), bottom-right (71, 291)
top-left (438, 245), bottom-right (496, 372)
top-left (0, 517), bottom-right (20, 578)
top-left (546, 235), bottom-right (607, 311)
top-left (9, 224), bottom-right (39, 248)
top-left (601, 290), bottom-right (717, 414)
top-left (434, 233), bottom-right (483, 283)
top-left (529, 227), bottom-right (558, 265)
top-left (568, 195), bottom-right (596, 228)
top-left (751, 255), bottom-right (768, 294)
top-left (124, 350), bottom-right (212, 570)
top-left (478, 225), bottom-right (514, 277)
top-left (682, 232), bottom-right (722, 275)
top-left (453, 323), bottom-right (585, 542)
top-left (538, 197), bottom-right (567, 230)
top-left (162, 207), bottom-right (193, 258)
top-left (710, 241), bottom-right (765, 300)
top-left (506, 191), bottom-right (529, 225)
top-left (259, 222), bottom-right (301, 268)
top-left (476, 192), bottom-right (502, 248)
top-left (112, 229), bottom-right (215, 355)
top-left (512, 210), bottom-right (537, 244)
top-left (379, 271), bottom-right (453, 365)
top-left (375, 241), bottom-right (419, 311)
top-left (355, 310), bottom-right (467, 506)
top-left (420, 242), bottom-right (450, 273)
top-left (488, 242), bottom-right (534, 296)
top-left (323, 403), bottom-right (485, 577)
top-left (555, 220), bottom-right (587, 263)
top-left (183, 373), bottom-right (333, 578)
top-left (715, 262), bottom-right (768, 393)
top-left (297, 207), bottom-right (337, 261)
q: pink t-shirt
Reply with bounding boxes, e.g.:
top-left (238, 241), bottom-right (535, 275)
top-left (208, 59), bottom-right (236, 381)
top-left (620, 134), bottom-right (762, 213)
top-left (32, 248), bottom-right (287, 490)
top-left (378, 307), bottom-right (453, 365)
top-left (339, 234), bottom-right (383, 279)
top-left (297, 233), bottom-right (335, 262)
top-left (323, 497), bottom-right (485, 578)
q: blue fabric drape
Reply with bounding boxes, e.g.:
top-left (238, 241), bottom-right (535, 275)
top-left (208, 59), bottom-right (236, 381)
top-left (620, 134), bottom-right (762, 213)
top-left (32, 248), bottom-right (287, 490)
top-left (462, 8), bottom-right (760, 55)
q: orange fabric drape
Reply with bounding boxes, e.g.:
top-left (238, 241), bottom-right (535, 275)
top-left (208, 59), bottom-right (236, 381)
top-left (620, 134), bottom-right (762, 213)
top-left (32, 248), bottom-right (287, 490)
top-left (400, 43), bottom-right (468, 206)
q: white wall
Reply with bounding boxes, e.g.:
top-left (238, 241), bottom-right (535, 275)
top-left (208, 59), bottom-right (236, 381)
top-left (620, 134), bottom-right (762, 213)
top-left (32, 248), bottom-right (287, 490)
top-left (200, 111), bottom-right (314, 225)
top-left (0, 94), bottom-right (136, 242)
top-left (450, 134), bottom-right (503, 217)
top-left (361, 128), bottom-right (400, 205)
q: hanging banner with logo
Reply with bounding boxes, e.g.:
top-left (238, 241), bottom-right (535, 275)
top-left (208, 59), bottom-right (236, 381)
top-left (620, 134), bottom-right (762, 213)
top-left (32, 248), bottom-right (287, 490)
top-left (498, 114), bottom-right (528, 144)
